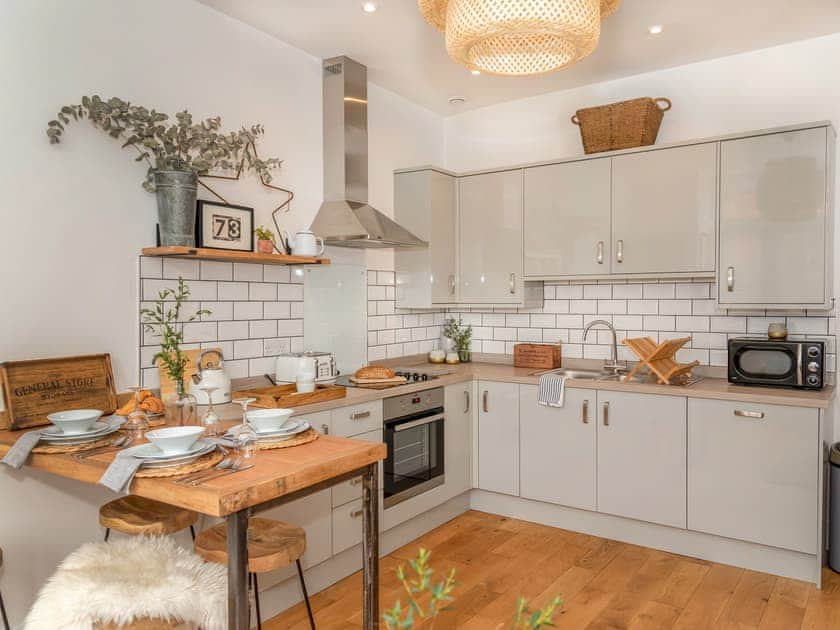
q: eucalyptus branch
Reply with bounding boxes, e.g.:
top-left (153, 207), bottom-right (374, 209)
top-left (47, 95), bottom-right (282, 192)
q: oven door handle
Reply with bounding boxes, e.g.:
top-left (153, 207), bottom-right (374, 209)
top-left (392, 413), bottom-right (445, 432)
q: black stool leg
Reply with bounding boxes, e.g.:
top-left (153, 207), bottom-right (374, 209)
top-left (189, 524), bottom-right (196, 541)
top-left (104, 528), bottom-right (110, 542)
top-left (0, 587), bottom-right (9, 630)
top-left (253, 572), bottom-right (263, 630)
top-left (296, 559), bottom-right (315, 630)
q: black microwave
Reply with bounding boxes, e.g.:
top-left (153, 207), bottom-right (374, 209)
top-left (728, 338), bottom-right (824, 389)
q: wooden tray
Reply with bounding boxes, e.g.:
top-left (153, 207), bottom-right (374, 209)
top-left (231, 383), bottom-right (346, 408)
top-left (0, 354), bottom-right (118, 431)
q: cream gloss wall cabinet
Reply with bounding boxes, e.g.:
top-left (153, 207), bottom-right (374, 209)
top-left (718, 124), bottom-right (835, 309)
top-left (523, 157), bottom-right (612, 277)
top-left (477, 380), bottom-right (520, 496)
top-left (394, 169), bottom-right (459, 307)
top-left (519, 385), bottom-right (597, 511)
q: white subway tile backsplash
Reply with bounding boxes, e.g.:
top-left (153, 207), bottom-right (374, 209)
top-left (628, 300), bottom-right (658, 315)
top-left (249, 320), bottom-right (277, 339)
top-left (200, 261), bottom-right (233, 281)
top-left (570, 300), bottom-right (597, 314)
top-left (643, 316), bottom-right (676, 331)
top-left (234, 339), bottom-right (263, 360)
top-left (584, 284), bottom-right (612, 300)
top-left (676, 283), bottom-right (709, 299)
top-left (218, 282), bottom-right (249, 301)
top-left (506, 314), bottom-right (530, 327)
top-left (675, 316), bottom-right (710, 332)
top-left (276, 319), bottom-right (304, 336)
top-left (263, 265), bottom-right (290, 283)
top-left (233, 263), bottom-right (262, 282)
top-left (377, 271), bottom-right (395, 286)
top-left (787, 317), bottom-right (829, 335)
top-left (277, 284), bottom-right (304, 301)
top-left (140, 256), bottom-right (162, 279)
top-left (368, 286), bottom-right (386, 300)
top-left (543, 300), bottom-right (570, 313)
top-left (643, 283), bottom-right (675, 299)
top-left (182, 322), bottom-right (217, 343)
top-left (710, 316), bottom-right (747, 333)
top-left (597, 300), bottom-right (627, 315)
top-left (482, 313), bottom-right (505, 327)
top-left (612, 284), bottom-right (643, 299)
top-left (234, 302), bottom-right (263, 320)
top-left (162, 258), bottom-right (200, 280)
top-left (554, 285), bottom-right (584, 299)
top-left (218, 320), bottom-right (249, 340)
top-left (265, 302), bottom-right (291, 319)
top-left (530, 314), bottom-right (556, 328)
top-left (249, 283), bottom-right (277, 301)
top-left (201, 302), bottom-right (234, 322)
top-left (659, 300), bottom-right (692, 315)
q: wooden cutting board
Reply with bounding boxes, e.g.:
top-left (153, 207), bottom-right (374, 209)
top-left (349, 376), bottom-right (408, 385)
top-left (0, 354), bottom-right (118, 430)
top-left (156, 347), bottom-right (221, 399)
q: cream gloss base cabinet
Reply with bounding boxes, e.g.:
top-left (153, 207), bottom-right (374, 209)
top-left (394, 169), bottom-right (458, 308)
top-left (687, 398), bottom-right (819, 554)
top-left (477, 380), bottom-right (520, 496)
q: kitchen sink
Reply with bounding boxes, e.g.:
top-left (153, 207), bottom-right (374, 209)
top-left (539, 368), bottom-right (605, 380)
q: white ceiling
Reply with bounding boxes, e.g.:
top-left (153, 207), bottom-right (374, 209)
top-left (199, 0), bottom-right (840, 115)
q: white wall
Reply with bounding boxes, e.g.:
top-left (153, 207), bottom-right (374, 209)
top-left (445, 33), bottom-right (840, 172)
top-left (0, 1), bottom-right (444, 624)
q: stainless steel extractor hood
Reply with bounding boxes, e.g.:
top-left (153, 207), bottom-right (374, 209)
top-left (309, 56), bottom-right (427, 249)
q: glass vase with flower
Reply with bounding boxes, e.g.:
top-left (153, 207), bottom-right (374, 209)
top-left (140, 277), bottom-right (209, 427)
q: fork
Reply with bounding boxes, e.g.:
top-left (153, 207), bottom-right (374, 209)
top-left (174, 455), bottom-right (234, 485)
top-left (74, 435), bottom-right (131, 460)
top-left (191, 457), bottom-right (249, 485)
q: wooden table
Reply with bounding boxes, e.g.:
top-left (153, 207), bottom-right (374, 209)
top-left (0, 429), bottom-right (386, 630)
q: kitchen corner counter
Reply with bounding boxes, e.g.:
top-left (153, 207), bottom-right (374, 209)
top-left (223, 361), bottom-right (834, 418)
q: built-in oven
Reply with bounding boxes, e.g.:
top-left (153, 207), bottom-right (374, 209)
top-left (383, 387), bottom-right (445, 509)
top-left (728, 337), bottom-right (825, 389)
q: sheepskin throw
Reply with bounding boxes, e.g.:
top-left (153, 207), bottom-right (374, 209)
top-left (24, 535), bottom-right (226, 630)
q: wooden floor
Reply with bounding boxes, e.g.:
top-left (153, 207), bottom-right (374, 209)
top-left (266, 510), bottom-right (840, 629)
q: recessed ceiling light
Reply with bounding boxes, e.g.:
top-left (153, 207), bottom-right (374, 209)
top-left (448, 96), bottom-right (466, 105)
top-left (362, 2), bottom-right (377, 13)
top-left (471, 69), bottom-right (481, 76)
top-left (648, 24), bottom-right (663, 35)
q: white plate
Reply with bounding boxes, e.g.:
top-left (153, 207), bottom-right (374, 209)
top-left (226, 421), bottom-right (310, 441)
top-left (39, 424), bottom-right (121, 444)
top-left (139, 447), bottom-right (216, 469)
top-left (41, 421), bottom-right (112, 439)
top-left (128, 439), bottom-right (215, 461)
top-left (249, 419), bottom-right (303, 436)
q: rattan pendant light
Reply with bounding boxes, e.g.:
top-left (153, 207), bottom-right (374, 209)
top-left (419, 0), bottom-right (620, 76)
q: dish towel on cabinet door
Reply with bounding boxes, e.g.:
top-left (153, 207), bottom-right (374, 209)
top-left (538, 374), bottom-right (566, 408)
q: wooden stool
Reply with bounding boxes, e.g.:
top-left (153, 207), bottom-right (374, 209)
top-left (194, 517), bottom-right (315, 630)
top-left (0, 547), bottom-right (9, 630)
top-left (99, 496), bottom-right (197, 542)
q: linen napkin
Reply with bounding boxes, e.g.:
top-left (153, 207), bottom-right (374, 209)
top-left (99, 449), bottom-right (144, 493)
top-left (538, 373), bottom-right (566, 408)
top-left (1, 430), bottom-right (44, 469)
top-left (1, 415), bottom-right (123, 469)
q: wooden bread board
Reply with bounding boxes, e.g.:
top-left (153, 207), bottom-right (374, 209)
top-left (231, 383), bottom-right (346, 408)
top-left (513, 343), bottom-right (562, 369)
top-left (349, 376), bottom-right (408, 385)
top-left (0, 354), bottom-right (118, 430)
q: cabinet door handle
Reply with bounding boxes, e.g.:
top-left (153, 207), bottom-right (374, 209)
top-left (464, 390), bottom-right (470, 413)
top-left (509, 273), bottom-right (516, 294)
top-left (596, 241), bottom-right (604, 265)
top-left (582, 399), bottom-right (589, 424)
top-left (727, 266), bottom-right (735, 292)
top-left (351, 411), bottom-right (371, 420)
top-left (734, 409), bottom-right (764, 419)
top-left (482, 390), bottom-right (489, 413)
top-left (616, 240), bottom-right (624, 264)
top-left (603, 401), bottom-right (610, 426)
top-left (449, 274), bottom-right (456, 295)
top-left (350, 477), bottom-right (363, 486)
top-left (350, 509), bottom-right (363, 519)
top-left (321, 424), bottom-right (330, 435)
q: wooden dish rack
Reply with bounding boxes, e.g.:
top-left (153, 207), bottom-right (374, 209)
top-left (621, 337), bottom-right (699, 385)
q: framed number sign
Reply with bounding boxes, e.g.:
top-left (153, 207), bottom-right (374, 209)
top-left (195, 201), bottom-right (255, 252)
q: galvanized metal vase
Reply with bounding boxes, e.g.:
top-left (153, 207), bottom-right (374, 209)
top-left (154, 170), bottom-right (197, 246)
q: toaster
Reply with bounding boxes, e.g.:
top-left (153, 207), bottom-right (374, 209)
top-left (275, 352), bottom-right (338, 384)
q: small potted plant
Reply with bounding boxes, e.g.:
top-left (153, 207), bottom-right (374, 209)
top-left (254, 226), bottom-right (275, 254)
top-left (443, 318), bottom-right (473, 363)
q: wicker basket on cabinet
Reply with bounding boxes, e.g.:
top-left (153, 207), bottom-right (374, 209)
top-left (572, 97), bottom-right (672, 154)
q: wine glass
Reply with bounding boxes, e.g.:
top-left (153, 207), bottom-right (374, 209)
top-left (231, 397), bottom-right (259, 465)
top-left (199, 385), bottom-right (223, 437)
top-left (124, 386), bottom-right (149, 442)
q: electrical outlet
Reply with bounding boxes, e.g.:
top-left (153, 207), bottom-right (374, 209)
top-left (264, 338), bottom-right (290, 356)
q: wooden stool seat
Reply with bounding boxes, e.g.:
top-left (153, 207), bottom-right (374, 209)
top-left (99, 496), bottom-right (197, 537)
top-left (194, 517), bottom-right (306, 574)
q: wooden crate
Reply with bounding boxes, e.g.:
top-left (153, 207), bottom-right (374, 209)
top-left (513, 344), bottom-right (562, 369)
top-left (0, 354), bottom-right (118, 430)
top-left (231, 383), bottom-right (346, 408)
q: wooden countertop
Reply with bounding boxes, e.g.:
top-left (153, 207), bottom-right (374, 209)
top-left (0, 429), bottom-right (386, 517)
top-left (220, 360), bottom-right (834, 414)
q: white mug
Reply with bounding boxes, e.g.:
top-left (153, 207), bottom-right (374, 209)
top-left (296, 376), bottom-right (316, 393)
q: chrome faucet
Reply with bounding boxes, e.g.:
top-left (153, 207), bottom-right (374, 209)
top-left (583, 319), bottom-right (626, 375)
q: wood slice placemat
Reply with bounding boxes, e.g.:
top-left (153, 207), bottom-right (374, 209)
top-left (258, 429), bottom-right (319, 450)
top-left (135, 450), bottom-right (224, 479)
top-left (32, 434), bottom-right (120, 455)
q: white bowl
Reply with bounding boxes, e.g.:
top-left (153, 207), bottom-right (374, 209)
top-left (247, 408), bottom-right (295, 433)
top-left (47, 409), bottom-right (104, 435)
top-left (145, 426), bottom-right (205, 455)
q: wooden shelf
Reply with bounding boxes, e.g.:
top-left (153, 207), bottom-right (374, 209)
top-left (141, 246), bottom-right (330, 266)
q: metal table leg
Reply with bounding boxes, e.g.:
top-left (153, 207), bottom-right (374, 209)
top-left (362, 462), bottom-right (380, 629)
top-left (227, 509), bottom-right (250, 629)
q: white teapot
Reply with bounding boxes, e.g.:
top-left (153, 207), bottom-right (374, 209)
top-left (285, 229), bottom-right (325, 257)
top-left (190, 349), bottom-right (232, 404)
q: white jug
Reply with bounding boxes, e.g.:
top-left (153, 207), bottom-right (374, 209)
top-left (286, 229), bottom-right (325, 257)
